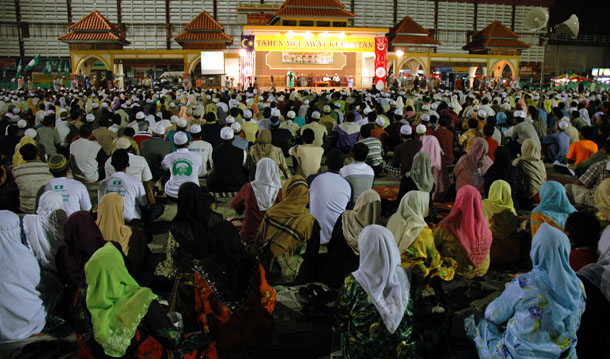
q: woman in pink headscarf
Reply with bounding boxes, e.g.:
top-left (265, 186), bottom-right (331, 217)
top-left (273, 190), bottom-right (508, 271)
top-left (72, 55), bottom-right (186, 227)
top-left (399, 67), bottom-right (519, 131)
top-left (433, 185), bottom-right (493, 279)
top-left (420, 131), bottom-right (449, 201)
top-left (453, 137), bottom-right (493, 194)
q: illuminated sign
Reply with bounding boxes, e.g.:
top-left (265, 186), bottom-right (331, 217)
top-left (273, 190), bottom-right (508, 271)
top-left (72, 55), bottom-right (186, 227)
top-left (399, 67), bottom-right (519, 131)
top-left (236, 3), bottom-right (282, 11)
top-left (254, 34), bottom-right (375, 52)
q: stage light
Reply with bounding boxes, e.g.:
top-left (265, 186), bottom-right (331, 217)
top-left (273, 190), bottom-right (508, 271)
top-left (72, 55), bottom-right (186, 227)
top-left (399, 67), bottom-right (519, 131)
top-left (286, 31), bottom-right (294, 38)
top-left (320, 31), bottom-right (329, 38)
top-left (304, 31), bottom-right (313, 40)
top-left (338, 32), bottom-right (346, 40)
top-left (239, 48), bottom-right (246, 57)
top-left (396, 49), bottom-right (404, 58)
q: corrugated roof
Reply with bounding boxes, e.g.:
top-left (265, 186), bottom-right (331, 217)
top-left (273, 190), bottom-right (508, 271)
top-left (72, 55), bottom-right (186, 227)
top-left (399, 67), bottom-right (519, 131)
top-left (183, 11), bottom-right (225, 32)
top-left (463, 38), bottom-right (530, 51)
top-left (68, 10), bottom-right (118, 32)
top-left (58, 31), bottom-right (130, 44)
top-left (391, 34), bottom-right (440, 46)
top-left (473, 21), bottom-right (520, 39)
top-left (273, 0), bottom-right (355, 18)
top-left (174, 32), bottom-right (233, 43)
top-left (392, 16), bottom-right (431, 35)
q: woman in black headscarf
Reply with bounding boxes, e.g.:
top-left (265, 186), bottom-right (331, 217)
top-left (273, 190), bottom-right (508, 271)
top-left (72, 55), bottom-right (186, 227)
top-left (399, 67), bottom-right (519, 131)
top-left (483, 146), bottom-right (520, 208)
top-left (155, 183), bottom-right (222, 280)
top-left (193, 221), bottom-right (276, 350)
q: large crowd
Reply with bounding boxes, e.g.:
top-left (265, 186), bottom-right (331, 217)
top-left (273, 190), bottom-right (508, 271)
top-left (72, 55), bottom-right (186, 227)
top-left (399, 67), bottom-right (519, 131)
top-left (0, 83), bottom-right (609, 358)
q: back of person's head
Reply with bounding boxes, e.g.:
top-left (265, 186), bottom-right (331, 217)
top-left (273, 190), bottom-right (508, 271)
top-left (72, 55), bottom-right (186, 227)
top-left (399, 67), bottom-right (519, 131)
top-left (326, 148), bottom-right (345, 172)
top-left (7, 124), bottom-right (18, 137)
top-left (580, 126), bottom-right (594, 139)
top-left (302, 128), bottom-right (315, 144)
top-left (487, 117), bottom-right (496, 127)
top-left (19, 143), bottom-right (38, 161)
top-left (438, 116), bottom-right (449, 127)
top-left (529, 106), bottom-right (538, 119)
top-left (351, 142), bottom-right (368, 162)
top-left (263, 107), bottom-right (271, 118)
top-left (205, 112), bottom-right (216, 122)
top-left (98, 117), bottom-right (109, 128)
top-left (346, 112), bottom-right (355, 122)
top-left (111, 149), bottom-right (129, 172)
top-left (468, 118), bottom-right (478, 129)
top-left (483, 123), bottom-right (495, 138)
top-left (79, 124), bottom-right (92, 139)
top-left (43, 114), bottom-right (54, 127)
top-left (367, 111), bottom-right (376, 123)
top-left (123, 127), bottom-right (135, 138)
top-left (360, 125), bottom-right (372, 139)
top-left (565, 211), bottom-right (601, 248)
top-left (112, 114), bottom-right (122, 125)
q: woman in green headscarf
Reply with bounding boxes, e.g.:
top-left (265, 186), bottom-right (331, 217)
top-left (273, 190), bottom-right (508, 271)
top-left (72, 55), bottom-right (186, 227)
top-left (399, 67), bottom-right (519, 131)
top-left (483, 180), bottom-right (528, 265)
top-left (395, 151), bottom-right (436, 218)
top-left (72, 242), bottom-right (213, 358)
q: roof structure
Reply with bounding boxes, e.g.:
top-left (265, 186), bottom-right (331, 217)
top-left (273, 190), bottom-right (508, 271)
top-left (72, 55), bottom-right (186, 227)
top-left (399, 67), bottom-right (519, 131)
top-left (58, 10), bottom-right (129, 45)
top-left (175, 11), bottom-right (233, 47)
top-left (463, 21), bottom-right (530, 53)
top-left (271, 0), bottom-right (355, 21)
top-left (389, 16), bottom-right (439, 47)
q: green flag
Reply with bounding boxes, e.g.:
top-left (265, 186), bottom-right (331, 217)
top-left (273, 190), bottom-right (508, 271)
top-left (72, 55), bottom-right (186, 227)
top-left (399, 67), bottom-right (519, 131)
top-left (24, 54), bottom-right (40, 72)
top-left (42, 60), bottom-right (52, 77)
top-left (63, 61), bottom-right (70, 76)
top-left (57, 59), bottom-right (63, 77)
top-left (15, 59), bottom-right (23, 78)
top-left (2, 63), bottom-right (6, 78)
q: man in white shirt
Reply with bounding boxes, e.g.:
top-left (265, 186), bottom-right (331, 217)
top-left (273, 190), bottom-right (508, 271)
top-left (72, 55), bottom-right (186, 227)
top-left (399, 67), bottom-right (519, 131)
top-left (38, 154), bottom-right (92, 216)
top-left (98, 149), bottom-right (148, 222)
top-left (187, 124), bottom-right (213, 177)
top-left (162, 131), bottom-right (203, 198)
top-left (104, 137), bottom-right (155, 203)
top-left (70, 125), bottom-right (103, 183)
top-left (339, 142), bottom-right (375, 200)
top-left (309, 149), bottom-right (352, 245)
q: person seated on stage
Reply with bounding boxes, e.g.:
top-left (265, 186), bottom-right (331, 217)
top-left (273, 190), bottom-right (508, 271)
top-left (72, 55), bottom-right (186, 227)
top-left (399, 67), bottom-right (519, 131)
top-left (193, 220), bottom-right (276, 352)
top-left (72, 242), bottom-right (213, 358)
top-left (231, 158), bottom-right (282, 244)
top-left (333, 112), bottom-right (361, 153)
top-left (339, 143), bottom-right (374, 201)
top-left (323, 190), bottom-right (381, 289)
top-left (334, 225), bottom-right (418, 359)
top-left (434, 185), bottom-right (493, 279)
top-left (530, 181), bottom-right (576, 236)
top-left (323, 74), bottom-right (331, 82)
top-left (465, 223), bottom-right (586, 359)
top-left (565, 211), bottom-right (601, 272)
top-left (253, 176), bottom-right (321, 284)
top-left (332, 73), bottom-right (340, 85)
top-left (320, 105), bottom-right (337, 133)
top-left (208, 128), bottom-right (247, 193)
top-left (289, 129), bottom-right (324, 178)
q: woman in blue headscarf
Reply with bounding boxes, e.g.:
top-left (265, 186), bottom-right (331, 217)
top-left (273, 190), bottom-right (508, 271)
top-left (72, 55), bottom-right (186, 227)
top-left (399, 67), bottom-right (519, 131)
top-left (530, 181), bottom-right (576, 236)
top-left (465, 223), bottom-right (586, 359)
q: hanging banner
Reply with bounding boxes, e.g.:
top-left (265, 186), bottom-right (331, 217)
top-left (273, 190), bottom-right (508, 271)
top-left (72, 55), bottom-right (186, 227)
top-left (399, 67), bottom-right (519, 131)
top-left (254, 35), bottom-right (375, 52)
top-left (374, 37), bottom-right (388, 89)
top-left (240, 35), bottom-right (255, 88)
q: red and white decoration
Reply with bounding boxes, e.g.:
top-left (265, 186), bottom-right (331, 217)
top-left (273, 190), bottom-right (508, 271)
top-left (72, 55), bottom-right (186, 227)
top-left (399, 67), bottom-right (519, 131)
top-left (374, 37), bottom-right (388, 89)
top-left (240, 35), bottom-right (256, 88)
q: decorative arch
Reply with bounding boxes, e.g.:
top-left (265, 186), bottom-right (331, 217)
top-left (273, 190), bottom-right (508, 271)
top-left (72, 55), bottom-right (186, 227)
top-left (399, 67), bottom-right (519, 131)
top-left (490, 59), bottom-right (516, 79)
top-left (75, 55), bottom-right (112, 76)
top-left (398, 57), bottom-right (427, 75)
top-left (186, 54), bottom-right (201, 75)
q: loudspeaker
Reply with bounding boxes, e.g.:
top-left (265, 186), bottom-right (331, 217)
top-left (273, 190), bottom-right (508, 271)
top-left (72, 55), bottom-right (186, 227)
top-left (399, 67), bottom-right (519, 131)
top-left (524, 7), bottom-right (549, 31)
top-left (555, 14), bottom-right (579, 39)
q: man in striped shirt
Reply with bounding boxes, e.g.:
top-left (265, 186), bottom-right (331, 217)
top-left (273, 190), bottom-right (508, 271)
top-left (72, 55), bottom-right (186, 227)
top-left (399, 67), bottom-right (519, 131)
top-left (12, 144), bottom-right (53, 213)
top-left (356, 125), bottom-right (384, 176)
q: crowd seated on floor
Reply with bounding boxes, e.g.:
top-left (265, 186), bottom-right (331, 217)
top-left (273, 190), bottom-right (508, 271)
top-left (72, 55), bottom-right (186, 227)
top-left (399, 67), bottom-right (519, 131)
top-left (1, 84), bottom-right (610, 359)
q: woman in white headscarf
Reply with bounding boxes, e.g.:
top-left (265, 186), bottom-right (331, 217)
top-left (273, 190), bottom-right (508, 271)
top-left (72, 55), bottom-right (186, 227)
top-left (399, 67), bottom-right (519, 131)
top-left (334, 225), bottom-right (417, 359)
top-left (0, 210), bottom-right (47, 340)
top-left (231, 158), bottom-right (282, 243)
top-left (576, 225), bottom-right (610, 357)
top-left (23, 191), bottom-right (67, 270)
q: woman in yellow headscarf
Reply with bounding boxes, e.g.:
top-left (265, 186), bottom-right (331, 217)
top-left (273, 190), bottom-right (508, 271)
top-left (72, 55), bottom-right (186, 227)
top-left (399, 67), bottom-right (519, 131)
top-left (594, 178), bottom-right (610, 227)
top-left (12, 135), bottom-right (37, 167)
top-left (96, 193), bottom-right (148, 269)
top-left (247, 129), bottom-right (291, 180)
top-left (483, 180), bottom-right (526, 265)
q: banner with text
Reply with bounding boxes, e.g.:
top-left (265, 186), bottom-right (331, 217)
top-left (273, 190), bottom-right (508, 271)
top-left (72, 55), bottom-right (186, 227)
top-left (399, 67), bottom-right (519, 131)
top-left (374, 37), bottom-right (388, 88)
top-left (254, 35), bottom-right (375, 53)
top-left (241, 35), bottom-right (255, 88)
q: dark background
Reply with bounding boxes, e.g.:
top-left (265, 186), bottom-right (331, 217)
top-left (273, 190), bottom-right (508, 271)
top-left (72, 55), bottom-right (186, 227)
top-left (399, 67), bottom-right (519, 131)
top-left (549, 0), bottom-right (610, 36)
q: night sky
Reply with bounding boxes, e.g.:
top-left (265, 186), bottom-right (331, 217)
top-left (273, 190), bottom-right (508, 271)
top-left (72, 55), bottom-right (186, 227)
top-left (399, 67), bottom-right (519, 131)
top-left (549, 0), bottom-right (610, 36)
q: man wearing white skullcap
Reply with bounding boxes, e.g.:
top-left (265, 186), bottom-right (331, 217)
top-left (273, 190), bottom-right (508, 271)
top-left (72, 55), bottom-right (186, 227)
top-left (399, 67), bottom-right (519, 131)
top-left (187, 123), bottom-right (213, 177)
top-left (161, 131), bottom-right (202, 198)
top-left (386, 122), bottom-right (422, 177)
top-left (511, 109), bottom-right (540, 145)
top-left (231, 122), bottom-right (249, 152)
top-left (207, 126), bottom-right (246, 192)
top-left (140, 123), bottom-right (172, 181)
top-left (301, 111), bottom-right (327, 147)
top-left (240, 109), bottom-right (259, 143)
top-left (541, 118), bottom-right (571, 163)
top-left (167, 117), bottom-right (192, 152)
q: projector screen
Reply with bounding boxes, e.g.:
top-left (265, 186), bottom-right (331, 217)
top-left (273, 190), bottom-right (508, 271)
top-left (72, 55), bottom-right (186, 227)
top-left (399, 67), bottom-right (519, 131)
top-left (200, 51), bottom-right (225, 75)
